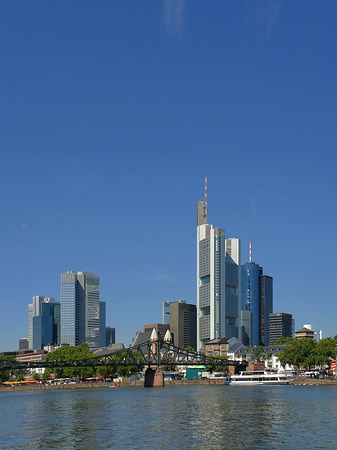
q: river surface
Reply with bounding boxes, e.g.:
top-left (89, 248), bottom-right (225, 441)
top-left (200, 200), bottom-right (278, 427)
top-left (1, 384), bottom-right (337, 449)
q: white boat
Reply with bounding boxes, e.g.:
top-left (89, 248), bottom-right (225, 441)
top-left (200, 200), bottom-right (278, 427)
top-left (230, 370), bottom-right (293, 385)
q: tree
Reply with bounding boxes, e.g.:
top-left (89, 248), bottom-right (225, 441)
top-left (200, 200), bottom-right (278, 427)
top-left (253, 346), bottom-right (266, 361)
top-left (207, 356), bottom-right (229, 374)
top-left (278, 338), bottom-right (317, 369)
top-left (0, 356), bottom-right (15, 382)
top-left (45, 344), bottom-right (96, 379)
top-left (32, 373), bottom-right (41, 381)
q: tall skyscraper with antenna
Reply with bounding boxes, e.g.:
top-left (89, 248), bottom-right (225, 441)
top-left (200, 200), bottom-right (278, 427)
top-left (196, 178), bottom-right (240, 351)
top-left (241, 241), bottom-right (273, 346)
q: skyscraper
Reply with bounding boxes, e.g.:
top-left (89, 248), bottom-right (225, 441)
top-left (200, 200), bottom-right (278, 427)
top-left (241, 243), bottom-right (273, 346)
top-left (166, 300), bottom-right (197, 349)
top-left (99, 301), bottom-right (106, 347)
top-left (260, 274), bottom-right (273, 346)
top-left (269, 312), bottom-right (294, 343)
top-left (196, 178), bottom-right (240, 351)
top-left (241, 262), bottom-right (261, 346)
top-left (29, 296), bottom-right (60, 350)
top-left (61, 271), bottom-right (100, 347)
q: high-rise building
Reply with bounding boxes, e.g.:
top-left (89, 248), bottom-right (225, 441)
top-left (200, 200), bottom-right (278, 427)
top-left (162, 301), bottom-right (170, 325)
top-left (240, 242), bottom-right (273, 346)
top-left (19, 338), bottom-right (29, 350)
top-left (29, 296), bottom-right (60, 350)
top-left (241, 262), bottom-right (262, 346)
top-left (99, 301), bottom-right (106, 347)
top-left (106, 326), bottom-right (116, 347)
top-left (196, 178), bottom-right (240, 351)
top-left (260, 275), bottom-right (273, 345)
top-left (269, 312), bottom-right (294, 343)
top-left (167, 300), bottom-right (197, 349)
top-left (61, 271), bottom-right (100, 347)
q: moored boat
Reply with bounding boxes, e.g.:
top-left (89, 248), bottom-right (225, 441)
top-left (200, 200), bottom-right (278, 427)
top-left (230, 370), bottom-right (293, 385)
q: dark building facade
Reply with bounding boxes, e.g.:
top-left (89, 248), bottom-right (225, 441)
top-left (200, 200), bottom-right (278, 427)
top-left (269, 312), bottom-right (294, 343)
top-left (106, 326), bottom-right (116, 346)
top-left (260, 275), bottom-right (273, 346)
top-left (169, 300), bottom-right (196, 350)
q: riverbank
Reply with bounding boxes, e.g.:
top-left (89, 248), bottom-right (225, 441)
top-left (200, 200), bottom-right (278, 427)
top-left (1, 377), bottom-right (337, 392)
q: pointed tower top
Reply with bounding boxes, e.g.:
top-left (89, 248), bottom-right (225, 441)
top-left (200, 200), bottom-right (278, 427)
top-left (163, 329), bottom-right (172, 344)
top-left (249, 240), bottom-right (252, 263)
top-left (150, 328), bottom-right (159, 341)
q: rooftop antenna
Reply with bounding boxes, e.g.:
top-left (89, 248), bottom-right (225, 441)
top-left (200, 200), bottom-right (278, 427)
top-left (249, 240), bottom-right (252, 263)
top-left (203, 176), bottom-right (208, 220)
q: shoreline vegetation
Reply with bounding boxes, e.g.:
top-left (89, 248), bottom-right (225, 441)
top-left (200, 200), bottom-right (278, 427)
top-left (1, 378), bottom-right (337, 393)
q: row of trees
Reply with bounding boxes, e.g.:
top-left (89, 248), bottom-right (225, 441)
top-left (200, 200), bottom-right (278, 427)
top-left (277, 336), bottom-right (337, 370)
top-left (44, 344), bottom-right (140, 379)
top-left (251, 337), bottom-right (337, 370)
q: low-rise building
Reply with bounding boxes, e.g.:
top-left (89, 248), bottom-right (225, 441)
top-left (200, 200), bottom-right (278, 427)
top-left (205, 338), bottom-right (229, 357)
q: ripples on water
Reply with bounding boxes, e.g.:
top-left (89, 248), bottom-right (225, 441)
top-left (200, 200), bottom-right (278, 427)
top-left (1, 385), bottom-right (337, 449)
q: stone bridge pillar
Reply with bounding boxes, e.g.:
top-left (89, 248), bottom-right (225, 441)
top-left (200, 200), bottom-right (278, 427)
top-left (144, 367), bottom-right (164, 387)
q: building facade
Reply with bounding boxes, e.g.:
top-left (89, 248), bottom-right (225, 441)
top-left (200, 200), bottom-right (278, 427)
top-left (260, 275), bottom-right (273, 346)
top-left (269, 312), bottom-right (294, 343)
top-left (241, 254), bottom-right (273, 346)
top-left (106, 326), bottom-right (116, 347)
top-left (196, 190), bottom-right (240, 351)
top-left (241, 262), bottom-right (261, 346)
top-left (29, 296), bottom-right (60, 350)
top-left (61, 271), bottom-right (100, 347)
top-left (168, 300), bottom-right (196, 349)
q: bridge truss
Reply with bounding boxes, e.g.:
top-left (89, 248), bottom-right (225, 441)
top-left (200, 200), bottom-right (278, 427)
top-left (0, 340), bottom-right (246, 371)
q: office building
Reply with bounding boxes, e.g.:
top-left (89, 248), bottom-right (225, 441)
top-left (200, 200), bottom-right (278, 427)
top-left (106, 326), bottom-right (116, 347)
top-left (269, 312), bottom-right (294, 343)
top-left (241, 242), bottom-right (273, 346)
top-left (61, 271), bottom-right (100, 347)
top-left (162, 301), bottom-right (170, 325)
top-left (99, 301), bottom-right (106, 347)
top-left (241, 262), bottom-right (262, 346)
top-left (196, 178), bottom-right (240, 351)
top-left (28, 296), bottom-right (60, 350)
top-left (168, 300), bottom-right (196, 349)
top-left (19, 338), bottom-right (29, 350)
top-left (260, 275), bottom-right (273, 346)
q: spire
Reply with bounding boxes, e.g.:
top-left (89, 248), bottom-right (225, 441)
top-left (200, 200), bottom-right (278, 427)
top-left (203, 176), bottom-right (208, 220)
top-left (249, 240), bottom-right (252, 263)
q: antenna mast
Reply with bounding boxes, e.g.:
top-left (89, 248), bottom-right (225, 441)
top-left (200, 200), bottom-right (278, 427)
top-left (203, 176), bottom-right (208, 220)
top-left (249, 240), bottom-right (252, 263)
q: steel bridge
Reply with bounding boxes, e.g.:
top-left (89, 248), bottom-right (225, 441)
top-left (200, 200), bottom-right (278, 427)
top-left (0, 340), bottom-right (246, 371)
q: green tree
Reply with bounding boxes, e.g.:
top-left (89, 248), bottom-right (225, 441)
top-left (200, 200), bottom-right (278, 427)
top-left (0, 356), bottom-right (16, 382)
top-left (207, 356), bottom-right (229, 374)
top-left (253, 346), bottom-right (266, 361)
top-left (16, 373), bottom-right (25, 382)
top-left (45, 344), bottom-right (96, 379)
top-left (278, 338), bottom-right (317, 369)
top-left (32, 373), bottom-right (41, 381)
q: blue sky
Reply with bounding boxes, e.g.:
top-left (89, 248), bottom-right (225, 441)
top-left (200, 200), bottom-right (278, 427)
top-left (1, 1), bottom-right (337, 351)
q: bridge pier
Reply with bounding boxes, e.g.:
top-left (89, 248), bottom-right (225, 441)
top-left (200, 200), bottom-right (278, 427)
top-left (144, 367), bottom-right (164, 387)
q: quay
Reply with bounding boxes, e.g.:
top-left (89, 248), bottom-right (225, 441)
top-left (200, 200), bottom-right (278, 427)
top-left (2, 378), bottom-right (337, 393)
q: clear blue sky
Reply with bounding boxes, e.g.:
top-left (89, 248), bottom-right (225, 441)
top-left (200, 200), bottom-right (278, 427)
top-left (1, 1), bottom-right (337, 351)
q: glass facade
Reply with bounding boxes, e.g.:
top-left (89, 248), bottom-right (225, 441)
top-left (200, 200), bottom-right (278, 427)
top-left (61, 274), bottom-right (78, 346)
top-left (61, 271), bottom-right (100, 348)
top-left (241, 262), bottom-right (261, 346)
top-left (99, 301), bottom-right (106, 347)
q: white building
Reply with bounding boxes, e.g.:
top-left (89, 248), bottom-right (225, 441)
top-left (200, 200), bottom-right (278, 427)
top-left (196, 181), bottom-right (241, 351)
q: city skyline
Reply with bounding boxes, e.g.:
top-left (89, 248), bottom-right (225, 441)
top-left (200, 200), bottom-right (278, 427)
top-left (1, 2), bottom-right (337, 351)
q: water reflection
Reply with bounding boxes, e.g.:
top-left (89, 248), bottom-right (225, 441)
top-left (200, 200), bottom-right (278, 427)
top-left (1, 386), bottom-right (337, 449)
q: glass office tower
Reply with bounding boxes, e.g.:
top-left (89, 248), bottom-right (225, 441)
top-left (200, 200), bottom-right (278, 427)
top-left (241, 262), bottom-right (261, 346)
top-left (61, 271), bottom-right (100, 347)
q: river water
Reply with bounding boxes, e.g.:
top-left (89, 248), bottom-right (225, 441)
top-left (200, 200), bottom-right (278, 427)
top-left (0, 385), bottom-right (336, 449)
